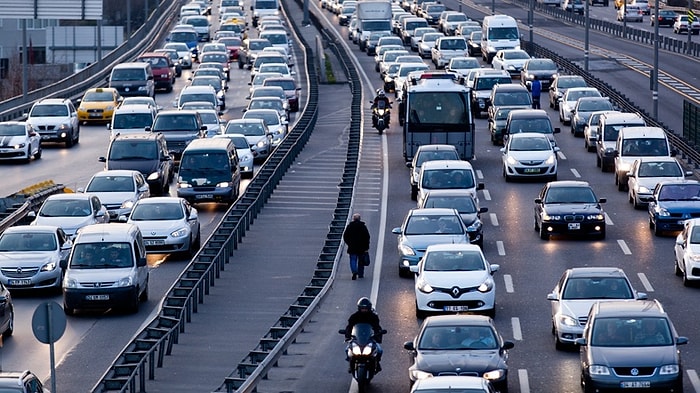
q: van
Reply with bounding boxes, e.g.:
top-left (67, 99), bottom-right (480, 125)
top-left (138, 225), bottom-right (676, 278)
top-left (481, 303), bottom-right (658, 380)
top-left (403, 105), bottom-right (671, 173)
top-left (61, 223), bottom-right (148, 315)
top-left (417, 160), bottom-right (485, 208)
top-left (107, 104), bottom-right (156, 138)
top-left (107, 62), bottom-right (155, 98)
top-left (614, 126), bottom-right (673, 191)
top-left (177, 138), bottom-right (241, 204)
top-left (481, 15), bottom-right (520, 64)
top-left (595, 112), bottom-right (646, 172)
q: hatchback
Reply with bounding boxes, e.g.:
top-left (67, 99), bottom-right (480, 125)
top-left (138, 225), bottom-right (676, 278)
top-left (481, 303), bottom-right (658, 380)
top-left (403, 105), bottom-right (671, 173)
top-left (80, 170), bottom-right (150, 220)
top-left (501, 132), bottom-right (559, 182)
top-left (0, 121), bottom-right (41, 162)
top-left (30, 193), bottom-right (110, 238)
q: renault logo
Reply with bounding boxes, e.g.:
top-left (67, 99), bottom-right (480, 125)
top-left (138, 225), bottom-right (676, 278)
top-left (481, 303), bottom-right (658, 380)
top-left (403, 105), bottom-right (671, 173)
top-left (451, 286), bottom-right (460, 298)
top-left (16, 267), bottom-right (23, 274)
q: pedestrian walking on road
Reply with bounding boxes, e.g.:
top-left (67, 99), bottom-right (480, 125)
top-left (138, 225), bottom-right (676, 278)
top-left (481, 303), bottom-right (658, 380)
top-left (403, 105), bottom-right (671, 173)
top-left (343, 213), bottom-right (370, 280)
top-left (531, 76), bottom-right (542, 109)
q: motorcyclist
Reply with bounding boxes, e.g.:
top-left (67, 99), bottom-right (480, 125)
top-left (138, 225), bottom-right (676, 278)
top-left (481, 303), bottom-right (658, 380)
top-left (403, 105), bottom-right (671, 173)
top-left (345, 297), bottom-right (384, 372)
top-left (371, 89), bottom-right (392, 127)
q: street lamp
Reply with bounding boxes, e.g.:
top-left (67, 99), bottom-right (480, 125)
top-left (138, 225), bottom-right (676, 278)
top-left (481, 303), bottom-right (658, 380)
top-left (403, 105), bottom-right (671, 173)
top-left (584, 0), bottom-right (590, 71)
top-left (652, 0), bottom-right (659, 119)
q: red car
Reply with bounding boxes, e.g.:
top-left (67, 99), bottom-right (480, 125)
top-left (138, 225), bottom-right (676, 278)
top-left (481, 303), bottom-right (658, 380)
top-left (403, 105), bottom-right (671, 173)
top-left (217, 37), bottom-right (242, 60)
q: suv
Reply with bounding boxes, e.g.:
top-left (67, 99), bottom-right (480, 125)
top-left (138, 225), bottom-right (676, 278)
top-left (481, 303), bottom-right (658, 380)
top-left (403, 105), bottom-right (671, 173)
top-left (99, 133), bottom-right (174, 195)
top-left (0, 370), bottom-right (48, 392)
top-left (431, 36), bottom-right (469, 69)
top-left (578, 300), bottom-right (687, 392)
top-left (470, 69), bottom-right (511, 118)
top-left (25, 98), bottom-right (80, 147)
top-left (595, 112), bottom-right (646, 172)
top-left (108, 104), bottom-right (157, 137)
top-left (237, 38), bottom-right (273, 69)
top-left (148, 110), bottom-right (207, 160)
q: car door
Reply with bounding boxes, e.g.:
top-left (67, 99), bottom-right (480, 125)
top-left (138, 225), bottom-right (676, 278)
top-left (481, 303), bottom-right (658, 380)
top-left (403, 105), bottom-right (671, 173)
top-left (627, 159), bottom-right (640, 197)
top-left (159, 137), bottom-right (174, 183)
top-left (68, 101), bottom-right (79, 133)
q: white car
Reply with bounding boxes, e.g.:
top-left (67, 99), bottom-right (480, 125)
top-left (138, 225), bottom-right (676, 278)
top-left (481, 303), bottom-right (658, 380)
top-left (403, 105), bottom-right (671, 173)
top-left (30, 193), bottom-right (110, 238)
top-left (417, 32), bottom-right (445, 59)
top-left (163, 42), bottom-right (193, 68)
top-left (411, 243), bottom-right (499, 318)
top-left (547, 267), bottom-right (647, 349)
top-left (124, 197), bottom-right (201, 257)
top-left (411, 376), bottom-right (496, 393)
top-left (196, 108), bottom-right (224, 137)
top-left (244, 97), bottom-right (289, 123)
top-left (241, 108), bottom-right (288, 147)
top-left (674, 218), bottom-right (700, 286)
top-left (0, 121), bottom-right (41, 162)
top-left (0, 225), bottom-right (71, 291)
top-left (490, 49), bottom-right (531, 77)
top-left (558, 87), bottom-right (601, 124)
top-left (223, 118), bottom-right (272, 162)
top-left (80, 170), bottom-right (150, 220)
top-left (445, 56), bottom-right (480, 77)
top-left (214, 133), bottom-right (255, 178)
top-left (501, 132), bottom-right (559, 182)
top-left (393, 62), bottom-right (430, 99)
top-left (627, 157), bottom-right (690, 209)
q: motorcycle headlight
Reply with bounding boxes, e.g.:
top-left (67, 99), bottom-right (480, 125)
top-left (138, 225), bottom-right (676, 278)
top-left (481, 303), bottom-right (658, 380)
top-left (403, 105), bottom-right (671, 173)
top-left (362, 343), bottom-right (374, 356)
top-left (350, 342), bottom-right (363, 355)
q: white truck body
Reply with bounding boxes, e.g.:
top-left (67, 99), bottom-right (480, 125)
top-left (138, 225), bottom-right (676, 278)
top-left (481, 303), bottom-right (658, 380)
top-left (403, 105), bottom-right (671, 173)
top-left (480, 15), bottom-right (520, 63)
top-left (356, 0), bottom-right (393, 50)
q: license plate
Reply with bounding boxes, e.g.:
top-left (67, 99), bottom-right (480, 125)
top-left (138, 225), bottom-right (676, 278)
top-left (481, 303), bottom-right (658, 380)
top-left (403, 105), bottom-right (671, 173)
top-left (195, 194), bottom-right (213, 199)
top-left (524, 168), bottom-right (540, 173)
top-left (41, 135), bottom-right (51, 140)
top-left (144, 240), bottom-right (165, 246)
top-left (86, 294), bottom-right (109, 301)
top-left (8, 279), bottom-right (32, 286)
top-left (621, 381), bottom-right (650, 388)
top-left (444, 306), bottom-right (469, 312)
top-left (89, 113), bottom-right (102, 118)
top-left (568, 223), bottom-right (581, 230)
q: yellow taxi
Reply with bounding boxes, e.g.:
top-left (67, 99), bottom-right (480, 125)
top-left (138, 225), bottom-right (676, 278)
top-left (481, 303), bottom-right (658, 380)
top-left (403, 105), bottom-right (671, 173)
top-left (77, 87), bottom-right (122, 123)
top-left (614, 0), bottom-right (631, 9)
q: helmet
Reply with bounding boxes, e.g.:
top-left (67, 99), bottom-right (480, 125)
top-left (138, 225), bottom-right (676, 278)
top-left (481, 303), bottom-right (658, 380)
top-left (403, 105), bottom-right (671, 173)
top-left (376, 89), bottom-right (385, 98)
top-left (357, 297), bottom-right (372, 312)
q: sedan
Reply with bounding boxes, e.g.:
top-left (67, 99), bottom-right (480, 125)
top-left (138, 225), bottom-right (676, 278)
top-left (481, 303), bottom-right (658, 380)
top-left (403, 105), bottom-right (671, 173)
top-left (404, 314), bottom-right (514, 392)
top-left (80, 169), bottom-right (150, 220)
top-left (445, 56), bottom-right (480, 77)
top-left (490, 49), bottom-right (531, 77)
top-left (0, 225), bottom-right (72, 292)
top-left (124, 197), bottom-right (201, 257)
top-left (618, 5), bottom-right (643, 22)
top-left (30, 193), bottom-right (110, 238)
top-left (501, 132), bottom-right (559, 182)
top-left (674, 218), bottom-right (700, 286)
top-left (547, 267), bottom-right (647, 349)
top-left (558, 87), bottom-right (601, 124)
top-left (570, 97), bottom-right (614, 137)
top-left (548, 75), bottom-right (587, 110)
top-left (650, 9), bottom-right (678, 27)
top-left (627, 157), bottom-right (689, 209)
top-left (241, 108), bottom-right (288, 147)
top-left (534, 180), bottom-right (607, 240)
top-left (214, 133), bottom-right (255, 178)
top-left (223, 118), bottom-right (272, 162)
top-left (648, 180), bottom-right (700, 236)
top-left (0, 121), bottom-right (41, 163)
top-left (411, 244), bottom-right (499, 318)
top-left (419, 189), bottom-right (487, 247)
top-left (392, 208), bottom-right (470, 277)
top-left (244, 97), bottom-right (289, 123)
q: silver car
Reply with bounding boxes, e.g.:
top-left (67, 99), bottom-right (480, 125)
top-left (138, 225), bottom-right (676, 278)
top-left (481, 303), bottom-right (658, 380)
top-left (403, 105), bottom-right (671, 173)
top-left (224, 118), bottom-right (272, 162)
top-left (214, 133), bottom-right (255, 178)
top-left (242, 108), bottom-right (288, 147)
top-left (0, 225), bottom-right (71, 291)
top-left (124, 197), bottom-right (201, 257)
top-left (30, 193), bottom-right (110, 238)
top-left (80, 170), bottom-right (151, 220)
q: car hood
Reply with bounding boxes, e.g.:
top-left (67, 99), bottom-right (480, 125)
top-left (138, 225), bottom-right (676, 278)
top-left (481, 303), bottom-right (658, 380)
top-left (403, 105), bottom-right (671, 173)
top-left (636, 176), bottom-right (685, 190)
top-left (89, 191), bottom-right (135, 206)
top-left (589, 345), bottom-right (678, 367)
top-left (419, 270), bottom-right (491, 288)
top-left (600, 141), bottom-right (616, 150)
top-left (460, 212), bottom-right (479, 226)
top-left (0, 251), bottom-right (56, 266)
top-left (543, 203), bottom-right (602, 215)
top-left (656, 201), bottom-right (700, 213)
top-left (107, 160), bottom-right (159, 176)
top-left (508, 150), bottom-right (555, 162)
top-left (0, 135), bottom-right (29, 147)
top-left (67, 266), bottom-right (136, 281)
top-left (403, 234), bottom-right (469, 250)
top-left (32, 216), bottom-right (95, 235)
top-left (131, 220), bottom-right (186, 236)
top-left (28, 116), bottom-right (71, 126)
top-left (414, 349), bottom-right (505, 374)
top-left (559, 299), bottom-right (635, 320)
top-left (501, 59), bottom-right (527, 68)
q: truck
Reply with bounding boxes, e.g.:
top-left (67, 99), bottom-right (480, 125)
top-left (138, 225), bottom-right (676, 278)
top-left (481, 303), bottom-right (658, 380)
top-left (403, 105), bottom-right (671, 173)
top-left (480, 15), bottom-right (520, 64)
top-left (398, 73), bottom-right (475, 161)
top-left (355, 0), bottom-right (393, 51)
top-left (250, 0), bottom-right (280, 27)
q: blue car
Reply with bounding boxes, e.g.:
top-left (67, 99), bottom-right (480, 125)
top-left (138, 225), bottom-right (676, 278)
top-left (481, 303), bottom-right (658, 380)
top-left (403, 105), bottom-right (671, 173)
top-left (648, 180), bottom-right (700, 236)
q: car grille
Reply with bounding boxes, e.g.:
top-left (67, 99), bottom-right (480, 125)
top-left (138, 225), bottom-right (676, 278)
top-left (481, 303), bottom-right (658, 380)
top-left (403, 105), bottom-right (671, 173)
top-left (437, 371), bottom-right (480, 377)
top-left (668, 212), bottom-right (700, 218)
top-left (35, 125), bottom-right (57, 131)
top-left (613, 367), bottom-right (656, 377)
top-left (564, 215), bottom-right (585, 222)
top-left (0, 151), bottom-right (26, 158)
top-left (1, 267), bottom-right (39, 278)
top-left (434, 285), bottom-right (480, 298)
top-left (578, 316), bottom-right (588, 326)
top-left (519, 160), bottom-right (544, 166)
top-left (87, 109), bottom-right (103, 114)
top-left (167, 141), bottom-right (188, 152)
top-left (80, 281), bottom-right (117, 288)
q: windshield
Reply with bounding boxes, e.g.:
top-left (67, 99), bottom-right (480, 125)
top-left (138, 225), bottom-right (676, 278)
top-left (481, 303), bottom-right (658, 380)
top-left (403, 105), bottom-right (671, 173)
top-left (440, 39), bottom-right (466, 50)
top-left (509, 136), bottom-right (552, 151)
top-left (494, 91), bottom-right (531, 106)
top-left (109, 140), bottom-right (156, 160)
top-left (225, 122), bottom-right (266, 136)
top-left (419, 326), bottom-right (498, 350)
top-left (130, 203), bottom-right (184, 221)
top-left (562, 277), bottom-right (633, 300)
top-left (255, 0), bottom-right (277, 9)
top-left (657, 184), bottom-right (700, 201)
top-left (475, 77), bottom-right (511, 90)
top-left (0, 123), bottom-right (26, 136)
top-left (408, 92), bottom-right (469, 125)
top-left (528, 59), bottom-right (557, 71)
top-left (638, 162), bottom-right (682, 177)
top-left (112, 113), bottom-right (154, 130)
top-left (70, 242), bottom-right (133, 269)
top-left (169, 31), bottom-right (198, 43)
top-left (423, 195), bottom-right (477, 213)
top-left (504, 51), bottom-right (530, 60)
top-left (0, 232), bottom-right (57, 251)
top-left (544, 186), bottom-right (597, 204)
top-left (86, 175), bottom-right (135, 192)
top-left (416, 150), bottom-right (460, 167)
top-left (621, 139), bottom-right (668, 157)
top-left (405, 214), bottom-right (465, 235)
top-left (591, 318), bottom-right (672, 347)
top-left (153, 114), bottom-right (199, 131)
top-left (111, 69), bottom-right (145, 82)
top-left (421, 169), bottom-right (475, 189)
top-left (488, 26), bottom-right (519, 40)
top-left (567, 90), bottom-right (601, 102)
top-left (508, 118), bottom-right (553, 134)
top-left (180, 152), bottom-right (231, 181)
top-left (39, 199), bottom-right (91, 217)
top-left (83, 91), bottom-right (114, 102)
top-left (423, 250), bottom-right (484, 271)
top-left (30, 104), bottom-right (68, 117)
top-left (451, 59), bottom-right (479, 69)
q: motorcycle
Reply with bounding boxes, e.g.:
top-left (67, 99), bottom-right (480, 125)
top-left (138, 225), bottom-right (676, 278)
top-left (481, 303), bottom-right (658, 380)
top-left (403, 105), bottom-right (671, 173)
top-left (339, 323), bottom-right (387, 393)
top-left (370, 100), bottom-right (391, 134)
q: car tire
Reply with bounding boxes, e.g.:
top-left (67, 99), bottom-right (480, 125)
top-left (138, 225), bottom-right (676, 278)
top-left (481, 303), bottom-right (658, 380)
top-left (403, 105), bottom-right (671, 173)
top-left (2, 308), bottom-right (13, 338)
top-left (539, 224), bottom-right (549, 240)
top-left (683, 271), bottom-right (692, 287)
top-left (139, 280), bottom-right (149, 302)
top-left (65, 132), bottom-right (74, 148)
top-left (35, 146), bottom-right (42, 159)
top-left (410, 185), bottom-right (418, 201)
top-left (653, 222), bottom-right (663, 237)
top-left (675, 259), bottom-right (683, 276)
top-left (415, 304), bottom-right (427, 319)
top-left (63, 302), bottom-right (75, 316)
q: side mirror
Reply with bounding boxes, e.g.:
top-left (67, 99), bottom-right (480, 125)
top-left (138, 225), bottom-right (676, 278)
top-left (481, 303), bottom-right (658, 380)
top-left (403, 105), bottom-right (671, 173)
top-left (98, 156), bottom-right (107, 162)
top-left (554, 127), bottom-right (561, 134)
top-left (137, 257), bottom-right (147, 267)
top-left (598, 198), bottom-right (607, 203)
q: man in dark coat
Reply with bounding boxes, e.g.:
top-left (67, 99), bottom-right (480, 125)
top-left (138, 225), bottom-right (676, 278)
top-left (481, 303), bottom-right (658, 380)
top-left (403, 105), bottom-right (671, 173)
top-left (343, 213), bottom-right (370, 280)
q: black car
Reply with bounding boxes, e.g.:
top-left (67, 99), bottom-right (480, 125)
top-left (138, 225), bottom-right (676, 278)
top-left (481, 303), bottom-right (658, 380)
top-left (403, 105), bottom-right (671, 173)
top-left (577, 300), bottom-right (687, 392)
top-left (147, 110), bottom-right (206, 162)
top-left (520, 58), bottom-right (559, 90)
top-left (467, 31), bottom-right (482, 57)
top-left (534, 180), bottom-right (607, 240)
top-left (651, 9), bottom-right (678, 27)
top-left (404, 315), bottom-right (514, 392)
top-left (0, 281), bottom-right (13, 339)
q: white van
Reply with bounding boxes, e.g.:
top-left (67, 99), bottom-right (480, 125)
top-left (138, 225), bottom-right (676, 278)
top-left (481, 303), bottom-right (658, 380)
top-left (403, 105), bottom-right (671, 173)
top-left (595, 112), bottom-right (646, 172)
top-left (61, 223), bottom-right (148, 315)
top-left (481, 15), bottom-right (520, 64)
top-left (417, 160), bottom-right (485, 208)
top-left (614, 126), bottom-right (673, 191)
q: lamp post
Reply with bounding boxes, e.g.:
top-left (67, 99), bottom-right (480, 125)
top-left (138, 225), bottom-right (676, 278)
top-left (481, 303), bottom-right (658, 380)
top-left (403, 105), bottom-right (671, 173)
top-left (529, 0), bottom-right (534, 44)
top-left (492, 0), bottom-right (496, 14)
top-left (584, 0), bottom-right (590, 71)
top-left (652, 0), bottom-right (659, 119)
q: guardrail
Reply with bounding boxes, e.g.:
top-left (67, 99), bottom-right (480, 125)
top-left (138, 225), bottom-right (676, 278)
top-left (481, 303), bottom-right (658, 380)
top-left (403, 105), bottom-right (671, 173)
top-left (0, 182), bottom-right (65, 234)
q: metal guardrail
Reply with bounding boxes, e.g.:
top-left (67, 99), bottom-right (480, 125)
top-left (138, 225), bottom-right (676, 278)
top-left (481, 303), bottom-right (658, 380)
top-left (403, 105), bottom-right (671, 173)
top-left (0, 183), bottom-right (66, 234)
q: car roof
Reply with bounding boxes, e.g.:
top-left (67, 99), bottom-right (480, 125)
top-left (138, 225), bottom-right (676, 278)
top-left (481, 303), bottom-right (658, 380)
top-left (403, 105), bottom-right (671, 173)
top-left (134, 197), bottom-right (183, 206)
top-left (656, 179), bottom-right (700, 187)
top-left (508, 109), bottom-right (550, 119)
top-left (3, 225), bottom-right (61, 234)
top-left (421, 160), bottom-right (474, 170)
top-left (411, 375), bottom-right (490, 390)
top-left (508, 132), bottom-right (551, 140)
top-left (409, 207), bottom-right (461, 216)
top-left (422, 314), bottom-right (493, 327)
top-left (112, 133), bottom-right (160, 141)
top-left (594, 299), bottom-right (665, 318)
top-left (416, 144), bottom-right (459, 152)
top-left (46, 193), bottom-right (93, 201)
top-left (493, 84), bottom-right (529, 92)
top-left (423, 189), bottom-right (479, 199)
top-left (92, 169), bottom-right (140, 177)
top-left (547, 180), bottom-right (591, 188)
top-left (565, 266), bottom-right (628, 278)
top-left (425, 243), bottom-right (482, 253)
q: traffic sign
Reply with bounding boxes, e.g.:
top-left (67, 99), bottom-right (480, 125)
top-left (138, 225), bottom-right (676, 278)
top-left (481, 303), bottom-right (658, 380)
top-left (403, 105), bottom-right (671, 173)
top-left (31, 301), bottom-right (67, 344)
top-left (688, 10), bottom-right (695, 24)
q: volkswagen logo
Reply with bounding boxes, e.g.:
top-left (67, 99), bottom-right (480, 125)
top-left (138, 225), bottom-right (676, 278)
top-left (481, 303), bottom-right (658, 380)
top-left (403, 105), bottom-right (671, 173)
top-left (451, 286), bottom-right (460, 298)
top-left (630, 368), bottom-right (639, 376)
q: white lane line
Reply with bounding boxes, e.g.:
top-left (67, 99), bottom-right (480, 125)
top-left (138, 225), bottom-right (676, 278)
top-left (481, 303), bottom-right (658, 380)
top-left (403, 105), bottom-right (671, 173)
top-left (504, 274), bottom-right (514, 293)
top-left (496, 240), bottom-right (506, 256)
top-left (483, 189), bottom-right (492, 201)
top-left (557, 151), bottom-right (567, 160)
top-left (687, 370), bottom-right (700, 392)
top-left (490, 213), bottom-right (499, 226)
top-left (512, 317), bottom-right (523, 341)
top-left (476, 169), bottom-right (484, 179)
top-left (518, 369), bottom-right (531, 393)
top-left (570, 168), bottom-right (581, 178)
top-left (637, 272), bottom-right (655, 292)
top-left (605, 213), bottom-right (614, 225)
top-left (617, 240), bottom-right (632, 255)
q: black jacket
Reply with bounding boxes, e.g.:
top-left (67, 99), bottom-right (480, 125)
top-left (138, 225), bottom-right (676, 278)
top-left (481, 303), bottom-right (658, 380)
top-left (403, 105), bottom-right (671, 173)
top-left (345, 310), bottom-right (383, 340)
top-left (343, 220), bottom-right (370, 255)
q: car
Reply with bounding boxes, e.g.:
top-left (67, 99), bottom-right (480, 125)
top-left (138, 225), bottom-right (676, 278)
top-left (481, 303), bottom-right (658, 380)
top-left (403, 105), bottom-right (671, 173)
top-left (569, 97), bottom-right (614, 137)
top-left (520, 58), bottom-right (558, 90)
top-left (0, 370), bottom-right (50, 392)
top-left (470, 69), bottom-right (512, 117)
top-left (237, 38), bottom-right (273, 70)
top-left (217, 36), bottom-right (243, 60)
top-left (200, 42), bottom-right (228, 56)
top-left (548, 74), bottom-right (587, 110)
top-left (148, 110), bottom-right (207, 160)
top-left (119, 96), bottom-right (161, 113)
top-left (363, 31), bottom-right (392, 56)
top-left (650, 9), bottom-right (678, 27)
top-left (617, 5), bottom-right (643, 22)
top-left (0, 121), bottom-right (41, 163)
top-left (404, 314), bottom-right (514, 391)
top-left (248, 85), bottom-right (289, 109)
top-left (466, 31), bottom-right (482, 56)
top-left (392, 208), bottom-right (470, 277)
top-left (411, 244), bottom-right (499, 318)
top-left (444, 56), bottom-right (480, 77)
top-left (417, 32), bottom-right (445, 59)
top-left (504, 109), bottom-right (561, 148)
top-left (248, 72), bottom-right (284, 95)
top-left (488, 84), bottom-right (532, 121)
top-left (648, 180), bottom-right (700, 236)
top-left (438, 11), bottom-right (469, 35)
top-left (189, 75), bottom-right (227, 109)
top-left (244, 97), bottom-right (289, 122)
top-left (153, 48), bottom-right (183, 77)
top-left (80, 170), bottom-right (150, 220)
top-left (417, 160), bottom-right (483, 208)
top-left (627, 157), bottom-right (690, 209)
top-left (421, 2), bottom-right (447, 25)
top-left (673, 14), bottom-right (700, 35)
top-left (250, 52), bottom-right (291, 78)
top-left (199, 52), bottom-right (231, 81)
top-left (257, 63), bottom-right (295, 80)
top-left (547, 267), bottom-right (647, 349)
top-left (430, 36), bottom-right (469, 69)
top-left (558, 87), bottom-right (601, 124)
top-left (163, 42), bottom-right (194, 68)
top-left (488, 106), bottom-right (519, 146)
top-left (583, 110), bottom-right (620, 152)
top-left (407, 144), bottom-right (461, 201)
top-left (25, 97), bottom-right (80, 148)
top-left (410, 375), bottom-right (497, 393)
top-left (261, 76), bottom-right (301, 112)
top-left (214, 133), bottom-right (255, 178)
top-left (0, 225), bottom-right (70, 293)
top-left (196, 108), bottom-right (225, 137)
top-left (577, 300), bottom-right (687, 393)
top-left (241, 108), bottom-right (287, 147)
top-left (501, 132), bottom-right (559, 182)
top-left (374, 44), bottom-right (405, 71)
top-left (29, 193), bottom-right (110, 238)
top-left (630, 0), bottom-right (650, 14)
top-left (410, 27), bottom-right (438, 51)
top-left (491, 49), bottom-right (531, 77)
top-left (454, 21), bottom-right (481, 38)
top-left (76, 87), bottom-right (122, 124)
top-left (377, 49), bottom-right (410, 75)
top-left (562, 0), bottom-right (584, 14)
top-left (393, 63), bottom-right (431, 99)
top-left (223, 118), bottom-right (272, 162)
top-left (176, 84), bottom-right (220, 111)
top-left (123, 197), bottom-right (201, 257)
top-left (338, 4), bottom-right (356, 26)
top-left (137, 52), bottom-right (176, 92)
top-left (534, 180), bottom-right (607, 240)
top-left (673, 218), bottom-right (700, 286)
top-left (419, 189), bottom-right (488, 247)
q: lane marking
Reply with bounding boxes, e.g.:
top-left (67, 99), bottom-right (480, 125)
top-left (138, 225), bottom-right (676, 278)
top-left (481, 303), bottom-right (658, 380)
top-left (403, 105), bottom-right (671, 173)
top-left (637, 272), bottom-right (655, 292)
top-left (483, 189), bottom-right (492, 201)
top-left (504, 274), bottom-right (514, 293)
top-left (687, 370), bottom-right (700, 392)
top-left (512, 317), bottom-right (523, 340)
top-left (605, 213), bottom-right (614, 225)
top-left (557, 151), bottom-right (567, 160)
top-left (570, 168), bottom-right (581, 178)
top-left (617, 239), bottom-right (632, 255)
top-left (476, 169), bottom-right (484, 179)
top-left (518, 369), bottom-right (531, 393)
top-left (496, 240), bottom-right (505, 256)
top-left (490, 213), bottom-right (499, 226)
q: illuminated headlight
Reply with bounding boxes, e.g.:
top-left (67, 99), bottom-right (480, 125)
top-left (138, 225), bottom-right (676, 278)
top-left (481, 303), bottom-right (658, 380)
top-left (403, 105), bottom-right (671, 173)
top-left (256, 140), bottom-right (267, 148)
top-left (118, 276), bottom-right (134, 287)
top-left (398, 244), bottom-right (416, 256)
top-left (41, 261), bottom-right (58, 272)
top-left (178, 182), bottom-right (192, 189)
top-left (171, 227), bottom-right (189, 238)
top-left (410, 369), bottom-right (434, 380)
top-left (659, 365), bottom-right (679, 375)
top-left (586, 214), bottom-right (605, 221)
top-left (589, 365), bottom-right (611, 376)
top-left (466, 221), bottom-right (482, 232)
top-left (416, 278), bottom-right (434, 293)
top-left (384, 75), bottom-right (393, 83)
top-left (506, 156), bottom-right (519, 166)
top-left (11, 143), bottom-right (26, 149)
top-left (63, 277), bottom-right (78, 288)
top-left (657, 208), bottom-right (670, 217)
top-left (477, 279), bottom-right (494, 293)
top-left (524, 73), bottom-right (534, 80)
top-left (147, 172), bottom-right (161, 181)
top-left (216, 182), bottom-right (231, 188)
top-left (638, 186), bottom-right (650, 194)
top-left (545, 155), bottom-right (556, 165)
top-left (121, 200), bottom-right (135, 210)
top-left (542, 213), bottom-right (561, 221)
top-left (241, 153), bottom-right (253, 162)
top-left (483, 369), bottom-right (506, 381)
top-left (58, 123), bottom-right (70, 130)
top-left (558, 314), bottom-right (578, 327)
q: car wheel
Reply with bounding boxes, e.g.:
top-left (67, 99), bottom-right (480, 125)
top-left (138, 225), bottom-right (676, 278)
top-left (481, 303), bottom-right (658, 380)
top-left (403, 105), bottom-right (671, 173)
top-left (410, 185), bottom-right (418, 201)
top-left (675, 259), bottom-right (683, 276)
top-left (415, 304), bottom-right (426, 319)
top-left (539, 224), bottom-right (549, 240)
top-left (161, 180), bottom-right (170, 195)
top-left (683, 271), bottom-right (692, 287)
top-left (653, 222), bottom-right (663, 237)
top-left (35, 145), bottom-right (42, 159)
top-left (2, 308), bottom-right (13, 338)
top-left (63, 302), bottom-right (75, 316)
top-left (399, 266), bottom-right (411, 278)
top-left (139, 280), bottom-right (149, 302)
top-left (534, 216), bottom-right (540, 231)
top-left (554, 334), bottom-right (566, 350)
top-left (65, 132), bottom-right (74, 148)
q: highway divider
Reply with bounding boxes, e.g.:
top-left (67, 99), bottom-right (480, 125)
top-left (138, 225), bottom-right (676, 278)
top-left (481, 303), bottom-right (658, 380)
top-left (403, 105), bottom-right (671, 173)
top-left (0, 181), bottom-right (65, 234)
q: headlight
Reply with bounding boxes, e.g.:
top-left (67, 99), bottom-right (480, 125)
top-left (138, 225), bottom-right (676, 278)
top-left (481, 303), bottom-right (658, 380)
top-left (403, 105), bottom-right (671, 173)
top-left (241, 153), bottom-right (253, 162)
top-left (171, 228), bottom-right (189, 238)
top-left (466, 220), bottom-right (482, 232)
top-left (58, 123), bottom-right (70, 130)
top-left (410, 369), bottom-right (434, 380)
top-left (506, 65), bottom-right (515, 71)
top-left (688, 253), bottom-right (700, 262)
top-left (41, 261), bottom-right (58, 272)
top-left (256, 140), bottom-right (267, 148)
top-left (483, 369), bottom-right (506, 380)
top-left (657, 208), bottom-right (670, 217)
top-left (117, 276), bottom-right (134, 287)
top-left (12, 143), bottom-right (26, 149)
top-left (558, 315), bottom-right (578, 327)
top-left (64, 277), bottom-right (78, 288)
top-left (121, 200), bottom-right (135, 210)
top-left (638, 186), bottom-right (650, 194)
top-left (147, 172), bottom-right (161, 181)
top-left (477, 279), bottom-right (494, 293)
top-left (216, 181), bottom-right (231, 188)
top-left (586, 214), bottom-right (605, 220)
top-left (545, 154), bottom-right (556, 165)
top-left (506, 156), bottom-right (519, 166)
top-left (398, 243), bottom-right (416, 256)
top-left (78, 106), bottom-right (85, 112)
top-left (659, 365), bottom-right (679, 375)
top-left (589, 365), bottom-right (611, 375)
top-left (178, 182), bottom-right (192, 189)
top-left (416, 278), bottom-right (434, 293)
top-left (542, 213), bottom-right (561, 221)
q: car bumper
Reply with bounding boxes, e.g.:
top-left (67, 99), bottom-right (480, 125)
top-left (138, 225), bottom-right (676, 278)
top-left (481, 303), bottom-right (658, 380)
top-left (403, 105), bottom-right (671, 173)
top-left (504, 164), bottom-right (557, 178)
top-left (540, 220), bottom-right (605, 237)
top-left (36, 130), bottom-right (71, 143)
top-left (554, 322), bottom-right (584, 344)
top-left (415, 290), bottom-right (495, 313)
top-left (178, 187), bottom-right (237, 204)
top-left (585, 373), bottom-right (682, 391)
top-left (78, 111), bottom-right (113, 122)
top-left (64, 286), bottom-right (138, 310)
top-left (0, 271), bottom-right (62, 290)
top-left (653, 216), bottom-right (686, 232)
top-left (142, 236), bottom-right (191, 253)
top-left (0, 148), bottom-right (31, 160)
